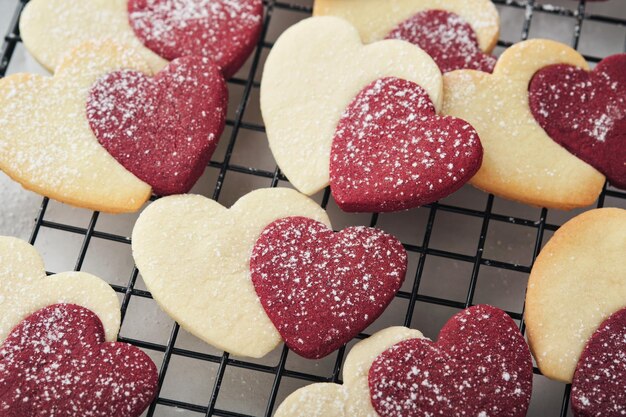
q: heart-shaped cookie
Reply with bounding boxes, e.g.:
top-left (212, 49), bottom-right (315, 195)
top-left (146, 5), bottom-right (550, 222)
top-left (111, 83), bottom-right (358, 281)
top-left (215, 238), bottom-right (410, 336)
top-left (571, 307), bottom-right (626, 417)
top-left (0, 236), bottom-right (120, 345)
top-left (87, 55), bottom-right (227, 196)
top-left (250, 216), bottom-right (407, 359)
top-left (369, 305), bottom-right (532, 417)
top-left (261, 16), bottom-right (442, 196)
top-left (128, 0), bottom-right (263, 78)
top-left (386, 10), bottom-right (497, 73)
top-left (442, 39), bottom-right (606, 209)
top-left (20, 0), bottom-right (263, 77)
top-left (275, 327), bottom-right (425, 417)
top-left (0, 304), bottom-right (158, 417)
top-left (132, 189), bottom-right (331, 358)
top-left (313, 0), bottom-right (499, 54)
top-left (526, 208), bottom-right (626, 382)
top-left (529, 54), bottom-right (626, 189)
top-left (330, 77), bottom-right (482, 212)
top-left (0, 41), bottom-right (152, 213)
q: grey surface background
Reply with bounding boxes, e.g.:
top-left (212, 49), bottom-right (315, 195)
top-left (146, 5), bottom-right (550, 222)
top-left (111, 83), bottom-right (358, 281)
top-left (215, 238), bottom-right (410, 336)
top-left (0, 0), bottom-right (625, 416)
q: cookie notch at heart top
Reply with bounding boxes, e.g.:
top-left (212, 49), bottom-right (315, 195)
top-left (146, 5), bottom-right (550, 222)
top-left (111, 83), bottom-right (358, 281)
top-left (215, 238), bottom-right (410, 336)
top-left (0, 41), bottom-right (152, 213)
top-left (442, 39), bottom-right (605, 209)
top-left (313, 0), bottom-right (499, 53)
top-left (525, 208), bottom-right (626, 383)
top-left (132, 188), bottom-right (331, 358)
top-left (261, 16), bottom-right (443, 196)
top-left (0, 236), bottom-right (120, 344)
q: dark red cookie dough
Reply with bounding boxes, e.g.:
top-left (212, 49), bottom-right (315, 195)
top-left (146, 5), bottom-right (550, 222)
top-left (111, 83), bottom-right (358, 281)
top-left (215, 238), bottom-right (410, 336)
top-left (330, 77), bottom-right (483, 213)
top-left (571, 307), bottom-right (626, 417)
top-left (0, 304), bottom-right (158, 417)
top-left (368, 305), bottom-right (533, 417)
top-left (250, 216), bottom-right (406, 359)
top-left (529, 54), bottom-right (626, 189)
top-left (87, 55), bottom-right (227, 196)
top-left (386, 10), bottom-right (497, 73)
top-left (128, 0), bottom-right (263, 78)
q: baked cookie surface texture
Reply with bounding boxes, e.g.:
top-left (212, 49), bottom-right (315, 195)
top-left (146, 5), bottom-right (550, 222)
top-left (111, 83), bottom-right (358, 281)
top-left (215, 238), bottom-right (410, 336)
top-left (526, 208), bottom-right (626, 383)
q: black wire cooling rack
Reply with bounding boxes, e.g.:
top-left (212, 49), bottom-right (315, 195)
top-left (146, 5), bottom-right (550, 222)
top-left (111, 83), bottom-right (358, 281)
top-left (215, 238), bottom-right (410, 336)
top-left (1, 0), bottom-right (626, 416)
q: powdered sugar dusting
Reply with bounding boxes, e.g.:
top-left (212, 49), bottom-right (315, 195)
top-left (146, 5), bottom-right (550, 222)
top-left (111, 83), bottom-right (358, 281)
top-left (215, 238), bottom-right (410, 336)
top-left (0, 304), bottom-right (157, 416)
top-left (250, 216), bottom-right (407, 359)
top-left (128, 0), bottom-right (263, 77)
top-left (529, 54), bottom-right (626, 189)
top-left (368, 305), bottom-right (533, 417)
top-left (87, 56), bottom-right (227, 196)
top-left (386, 10), bottom-right (496, 73)
top-left (0, 42), bottom-right (152, 212)
top-left (571, 307), bottom-right (626, 417)
top-left (330, 77), bottom-right (482, 212)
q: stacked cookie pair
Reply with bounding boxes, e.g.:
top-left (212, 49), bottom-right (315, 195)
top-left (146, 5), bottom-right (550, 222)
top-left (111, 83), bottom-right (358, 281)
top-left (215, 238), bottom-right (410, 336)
top-left (0, 236), bottom-right (159, 416)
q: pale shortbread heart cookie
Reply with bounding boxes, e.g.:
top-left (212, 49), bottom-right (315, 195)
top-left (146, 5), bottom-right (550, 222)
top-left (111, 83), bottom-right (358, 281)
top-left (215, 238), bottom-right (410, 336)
top-left (0, 236), bottom-right (120, 344)
top-left (275, 327), bottom-right (424, 416)
top-left (442, 39), bottom-right (605, 209)
top-left (525, 208), bottom-right (626, 382)
top-left (131, 189), bottom-right (331, 358)
top-left (260, 17), bottom-right (442, 196)
top-left (0, 41), bottom-right (152, 213)
top-left (20, 0), bottom-right (167, 73)
top-left (313, 0), bottom-right (499, 53)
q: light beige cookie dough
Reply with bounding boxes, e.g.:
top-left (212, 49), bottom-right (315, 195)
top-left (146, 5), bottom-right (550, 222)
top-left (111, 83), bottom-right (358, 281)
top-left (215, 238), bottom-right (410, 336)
top-left (260, 16), bottom-right (442, 196)
top-left (525, 208), bottom-right (626, 383)
top-left (20, 0), bottom-right (167, 73)
top-left (0, 41), bottom-right (152, 213)
top-left (131, 188), bottom-right (331, 358)
top-left (442, 39), bottom-right (605, 209)
top-left (313, 0), bottom-right (499, 53)
top-left (0, 236), bottom-right (121, 344)
top-left (275, 327), bottom-right (425, 417)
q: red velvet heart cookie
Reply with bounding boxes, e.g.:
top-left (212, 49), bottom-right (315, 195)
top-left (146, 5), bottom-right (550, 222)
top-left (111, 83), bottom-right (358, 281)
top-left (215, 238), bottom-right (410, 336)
top-left (128, 0), bottom-right (263, 78)
top-left (571, 307), bottom-right (626, 417)
top-left (368, 305), bottom-right (533, 417)
top-left (330, 77), bottom-right (483, 212)
top-left (529, 54), bottom-right (626, 189)
top-left (386, 10), bottom-right (497, 73)
top-left (250, 216), bottom-right (407, 359)
top-left (0, 304), bottom-right (158, 417)
top-left (87, 55), bottom-right (227, 196)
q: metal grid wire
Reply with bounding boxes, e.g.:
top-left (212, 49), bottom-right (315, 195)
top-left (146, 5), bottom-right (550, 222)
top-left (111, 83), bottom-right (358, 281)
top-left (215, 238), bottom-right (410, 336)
top-left (1, 0), bottom-right (626, 416)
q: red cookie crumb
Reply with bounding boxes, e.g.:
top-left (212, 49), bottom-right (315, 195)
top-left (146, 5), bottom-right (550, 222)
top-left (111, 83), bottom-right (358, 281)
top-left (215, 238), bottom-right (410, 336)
top-left (128, 0), bottom-right (263, 78)
top-left (386, 10), bottom-right (497, 73)
top-left (368, 305), bottom-right (533, 417)
top-left (87, 55), bottom-right (227, 196)
top-left (330, 77), bottom-right (483, 213)
top-left (529, 54), bottom-right (626, 189)
top-left (571, 307), bottom-right (626, 417)
top-left (250, 216), bottom-right (407, 359)
top-left (0, 304), bottom-right (158, 417)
